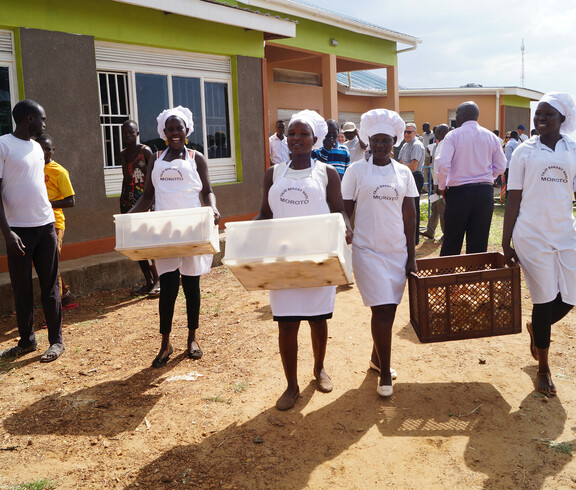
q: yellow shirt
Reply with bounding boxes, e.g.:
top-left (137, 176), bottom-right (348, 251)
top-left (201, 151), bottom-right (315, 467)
top-left (44, 160), bottom-right (74, 230)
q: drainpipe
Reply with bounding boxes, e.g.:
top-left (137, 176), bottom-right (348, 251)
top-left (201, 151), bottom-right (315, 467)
top-left (495, 89), bottom-right (501, 133)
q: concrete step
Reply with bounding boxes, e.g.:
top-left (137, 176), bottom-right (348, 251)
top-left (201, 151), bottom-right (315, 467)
top-left (0, 235), bottom-right (225, 316)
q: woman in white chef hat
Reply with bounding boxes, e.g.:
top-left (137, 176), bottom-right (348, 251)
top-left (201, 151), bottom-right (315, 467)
top-left (341, 109), bottom-right (418, 398)
top-left (256, 109), bottom-right (352, 411)
top-left (130, 106), bottom-right (220, 368)
top-left (503, 92), bottom-right (576, 396)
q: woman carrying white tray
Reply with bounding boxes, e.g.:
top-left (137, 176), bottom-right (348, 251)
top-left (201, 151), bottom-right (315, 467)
top-left (342, 109), bottom-right (418, 398)
top-left (256, 110), bottom-right (352, 410)
top-left (503, 92), bottom-right (576, 396)
top-left (130, 106), bottom-right (220, 368)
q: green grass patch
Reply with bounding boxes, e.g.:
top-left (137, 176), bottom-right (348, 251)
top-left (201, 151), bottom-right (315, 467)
top-left (9, 479), bottom-right (57, 490)
top-left (233, 382), bottom-right (248, 393)
top-left (544, 440), bottom-right (573, 454)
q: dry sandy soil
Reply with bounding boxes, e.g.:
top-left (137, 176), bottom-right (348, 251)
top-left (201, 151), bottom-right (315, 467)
top-left (0, 240), bottom-right (576, 489)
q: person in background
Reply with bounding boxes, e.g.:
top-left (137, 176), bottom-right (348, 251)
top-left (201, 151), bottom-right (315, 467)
top-left (314, 119), bottom-right (351, 180)
top-left (0, 100), bottom-right (64, 363)
top-left (37, 134), bottom-right (78, 312)
top-left (342, 121), bottom-right (367, 163)
top-left (435, 101), bottom-right (506, 256)
top-left (503, 92), bottom-right (576, 396)
top-left (517, 124), bottom-right (529, 142)
top-left (119, 120), bottom-right (159, 296)
top-left (269, 120), bottom-right (290, 165)
top-left (530, 128), bottom-right (539, 137)
top-left (130, 106), bottom-right (220, 368)
top-left (255, 110), bottom-right (352, 410)
top-left (493, 129), bottom-right (504, 146)
top-left (421, 124), bottom-right (450, 241)
top-left (342, 108), bottom-right (417, 397)
top-left (337, 130), bottom-right (346, 144)
top-left (398, 122), bottom-right (426, 245)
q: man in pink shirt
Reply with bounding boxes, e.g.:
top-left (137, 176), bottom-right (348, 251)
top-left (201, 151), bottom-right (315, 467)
top-left (435, 101), bottom-right (506, 256)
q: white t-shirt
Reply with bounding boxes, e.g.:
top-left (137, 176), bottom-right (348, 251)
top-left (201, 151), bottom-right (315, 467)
top-left (269, 133), bottom-right (290, 164)
top-left (0, 134), bottom-right (54, 227)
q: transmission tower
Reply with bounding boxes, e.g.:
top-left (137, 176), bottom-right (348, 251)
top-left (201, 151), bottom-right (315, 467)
top-left (521, 38), bottom-right (525, 87)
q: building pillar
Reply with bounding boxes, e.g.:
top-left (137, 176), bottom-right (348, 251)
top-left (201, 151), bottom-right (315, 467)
top-left (321, 53), bottom-right (338, 120)
top-left (386, 65), bottom-right (400, 112)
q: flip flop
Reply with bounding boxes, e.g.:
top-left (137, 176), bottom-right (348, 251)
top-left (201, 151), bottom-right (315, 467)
top-left (62, 303), bottom-right (79, 312)
top-left (536, 371), bottom-right (557, 396)
top-left (527, 322), bottom-right (538, 360)
top-left (40, 343), bottom-right (65, 363)
top-left (152, 345), bottom-right (174, 368)
top-left (0, 343), bottom-right (38, 358)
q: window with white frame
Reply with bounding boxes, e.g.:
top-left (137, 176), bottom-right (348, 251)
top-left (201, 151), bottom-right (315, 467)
top-left (0, 31), bottom-right (18, 136)
top-left (95, 42), bottom-right (236, 196)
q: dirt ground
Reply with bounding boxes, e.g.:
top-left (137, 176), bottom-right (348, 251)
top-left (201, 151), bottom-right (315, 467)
top-left (1, 240), bottom-right (576, 489)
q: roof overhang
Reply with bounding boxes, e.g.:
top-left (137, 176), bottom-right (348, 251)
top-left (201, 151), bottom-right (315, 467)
top-left (399, 87), bottom-right (544, 101)
top-left (243, 0), bottom-right (421, 51)
top-left (111, 0), bottom-right (296, 39)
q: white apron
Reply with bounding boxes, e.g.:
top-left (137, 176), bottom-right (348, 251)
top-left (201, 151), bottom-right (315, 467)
top-left (351, 159), bottom-right (412, 306)
top-left (512, 139), bottom-right (576, 305)
top-left (268, 160), bottom-right (336, 317)
top-left (151, 149), bottom-right (212, 277)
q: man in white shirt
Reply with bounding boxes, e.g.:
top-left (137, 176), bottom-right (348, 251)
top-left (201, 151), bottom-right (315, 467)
top-left (269, 120), bottom-right (290, 165)
top-left (0, 99), bottom-right (64, 363)
top-left (342, 121), bottom-right (367, 163)
top-left (517, 124), bottom-right (529, 142)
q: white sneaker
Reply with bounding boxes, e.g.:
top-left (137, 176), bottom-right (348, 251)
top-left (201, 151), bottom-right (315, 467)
top-left (377, 384), bottom-right (393, 397)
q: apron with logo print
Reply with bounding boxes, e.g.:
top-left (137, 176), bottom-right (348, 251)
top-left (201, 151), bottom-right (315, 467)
top-left (351, 159), bottom-right (416, 306)
top-left (512, 138), bottom-right (576, 305)
top-left (151, 148), bottom-right (212, 277)
top-left (267, 160), bottom-right (335, 317)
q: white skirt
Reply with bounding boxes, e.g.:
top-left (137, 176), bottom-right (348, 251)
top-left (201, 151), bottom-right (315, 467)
top-left (352, 245), bottom-right (407, 306)
top-left (269, 286), bottom-right (335, 318)
top-left (155, 254), bottom-right (212, 277)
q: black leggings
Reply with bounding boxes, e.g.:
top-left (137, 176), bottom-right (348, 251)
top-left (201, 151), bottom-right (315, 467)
top-left (159, 270), bottom-right (201, 335)
top-left (532, 293), bottom-right (573, 349)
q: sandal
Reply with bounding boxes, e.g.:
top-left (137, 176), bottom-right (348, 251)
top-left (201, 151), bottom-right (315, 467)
top-left (131, 283), bottom-right (153, 296)
top-left (0, 343), bottom-right (38, 359)
top-left (187, 345), bottom-right (203, 360)
top-left (527, 322), bottom-right (538, 360)
top-left (40, 343), bottom-right (65, 363)
top-left (536, 371), bottom-right (557, 396)
top-left (148, 282), bottom-right (161, 297)
top-left (152, 345), bottom-right (174, 368)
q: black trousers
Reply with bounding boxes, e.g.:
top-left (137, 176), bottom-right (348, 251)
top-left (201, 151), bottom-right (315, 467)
top-left (7, 223), bottom-right (62, 348)
top-left (440, 183), bottom-right (494, 256)
top-left (412, 171), bottom-right (424, 245)
top-left (532, 293), bottom-right (573, 349)
top-left (158, 270), bottom-right (201, 335)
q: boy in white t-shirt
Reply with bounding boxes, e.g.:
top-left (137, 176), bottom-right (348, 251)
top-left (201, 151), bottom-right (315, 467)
top-left (0, 99), bottom-right (64, 363)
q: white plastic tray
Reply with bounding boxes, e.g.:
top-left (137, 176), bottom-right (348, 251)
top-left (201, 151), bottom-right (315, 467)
top-left (223, 213), bottom-right (352, 290)
top-left (114, 207), bottom-right (219, 261)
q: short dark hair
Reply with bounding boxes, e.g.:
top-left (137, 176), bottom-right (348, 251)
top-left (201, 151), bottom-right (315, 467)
top-left (12, 99), bottom-right (43, 124)
top-left (275, 120), bottom-right (285, 126)
top-left (36, 133), bottom-right (53, 146)
top-left (122, 119), bottom-right (138, 129)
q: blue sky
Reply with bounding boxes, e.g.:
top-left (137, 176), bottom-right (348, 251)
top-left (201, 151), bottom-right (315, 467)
top-left (308, 0), bottom-right (576, 98)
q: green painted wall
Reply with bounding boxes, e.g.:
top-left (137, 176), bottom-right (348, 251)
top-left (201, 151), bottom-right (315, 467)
top-left (236, 2), bottom-right (397, 66)
top-left (0, 0), bottom-right (264, 58)
top-left (502, 95), bottom-right (531, 109)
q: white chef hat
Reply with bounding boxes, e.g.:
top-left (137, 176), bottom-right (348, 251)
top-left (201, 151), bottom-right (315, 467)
top-left (538, 92), bottom-right (576, 134)
top-left (359, 109), bottom-right (406, 147)
top-left (288, 110), bottom-right (328, 150)
top-left (156, 106), bottom-right (194, 140)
